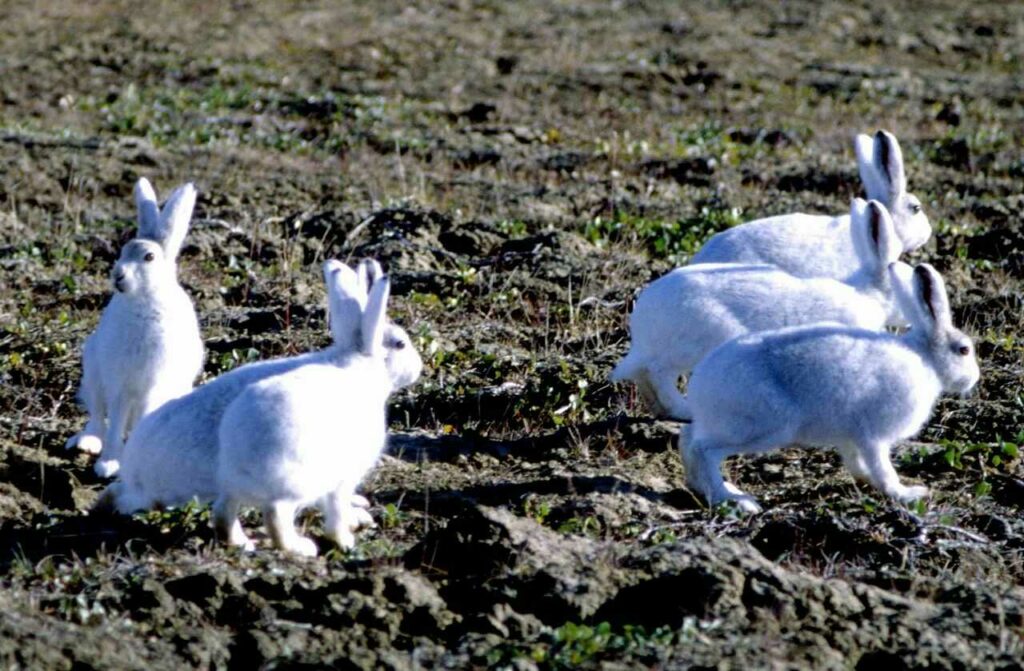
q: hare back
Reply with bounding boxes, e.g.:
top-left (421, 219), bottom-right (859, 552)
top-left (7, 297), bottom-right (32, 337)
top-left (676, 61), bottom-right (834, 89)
top-left (629, 266), bottom-right (884, 372)
top-left (115, 348), bottom-right (336, 511)
top-left (691, 213), bottom-right (858, 280)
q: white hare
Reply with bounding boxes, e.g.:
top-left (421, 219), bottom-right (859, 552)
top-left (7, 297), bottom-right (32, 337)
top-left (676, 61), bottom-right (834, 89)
top-left (213, 270), bottom-right (411, 556)
top-left (680, 263), bottom-right (980, 512)
top-left (66, 178), bottom-right (203, 478)
top-left (96, 259), bottom-right (421, 521)
top-left (612, 199), bottom-right (907, 420)
top-left (690, 131), bottom-right (930, 280)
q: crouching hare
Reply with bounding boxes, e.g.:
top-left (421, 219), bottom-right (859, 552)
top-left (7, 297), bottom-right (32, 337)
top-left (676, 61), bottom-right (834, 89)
top-left (681, 263), bottom-right (979, 512)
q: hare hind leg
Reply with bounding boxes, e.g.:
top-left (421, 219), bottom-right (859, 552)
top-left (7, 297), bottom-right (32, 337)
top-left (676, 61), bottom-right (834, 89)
top-left (680, 423), bottom-right (796, 513)
top-left (213, 495), bottom-right (255, 551)
top-left (635, 366), bottom-right (690, 420)
top-left (322, 487), bottom-right (373, 551)
top-left (836, 443), bottom-right (871, 483)
top-left (264, 500), bottom-right (318, 557)
top-left (679, 427), bottom-right (761, 512)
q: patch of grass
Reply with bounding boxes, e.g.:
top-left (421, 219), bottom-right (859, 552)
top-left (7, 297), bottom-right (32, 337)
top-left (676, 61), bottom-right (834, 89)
top-left (380, 502), bottom-right (405, 529)
top-left (555, 514), bottom-right (602, 537)
top-left (522, 496), bottom-right (552, 525)
top-left (942, 435), bottom-right (1021, 471)
top-left (488, 621), bottom-right (676, 670)
top-left (75, 79), bottom-right (432, 156)
top-left (495, 219), bottom-right (530, 238)
top-left (938, 433), bottom-right (1023, 495)
top-left (583, 203), bottom-right (742, 263)
top-left (137, 499), bottom-right (211, 535)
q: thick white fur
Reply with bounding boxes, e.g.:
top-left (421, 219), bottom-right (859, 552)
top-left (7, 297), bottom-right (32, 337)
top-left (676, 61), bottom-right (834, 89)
top-left (98, 259), bottom-right (421, 519)
top-left (690, 131), bottom-right (931, 280)
top-left (213, 272), bottom-right (410, 556)
top-left (66, 178), bottom-right (203, 478)
top-left (612, 199), bottom-right (907, 420)
top-left (680, 263), bottom-right (980, 512)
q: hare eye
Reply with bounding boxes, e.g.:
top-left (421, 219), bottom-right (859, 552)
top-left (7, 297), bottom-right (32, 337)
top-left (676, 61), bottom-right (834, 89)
top-left (392, 339), bottom-right (407, 350)
top-left (957, 345), bottom-right (970, 356)
top-left (144, 252), bottom-right (155, 262)
top-left (910, 203), bottom-right (922, 214)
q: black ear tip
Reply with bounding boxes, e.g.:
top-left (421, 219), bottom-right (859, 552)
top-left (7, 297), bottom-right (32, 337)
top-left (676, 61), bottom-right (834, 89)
top-left (914, 263), bottom-right (938, 296)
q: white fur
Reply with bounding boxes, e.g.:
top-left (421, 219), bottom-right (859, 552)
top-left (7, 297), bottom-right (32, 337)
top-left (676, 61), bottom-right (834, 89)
top-left (680, 263), bottom-right (980, 512)
top-left (690, 131), bottom-right (930, 280)
top-left (612, 199), bottom-right (907, 420)
top-left (213, 272), bottom-right (413, 556)
top-left (66, 178), bottom-right (203, 478)
top-left (97, 259), bottom-right (421, 520)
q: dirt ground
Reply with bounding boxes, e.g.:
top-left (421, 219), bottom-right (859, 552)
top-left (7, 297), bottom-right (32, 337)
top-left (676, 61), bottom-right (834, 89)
top-left (1, 0), bottom-right (1023, 668)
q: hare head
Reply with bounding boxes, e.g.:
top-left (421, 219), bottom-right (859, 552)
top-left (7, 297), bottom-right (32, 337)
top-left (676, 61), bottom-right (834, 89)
top-left (854, 130), bottom-right (930, 253)
top-left (890, 262), bottom-right (979, 396)
top-left (111, 239), bottom-right (176, 296)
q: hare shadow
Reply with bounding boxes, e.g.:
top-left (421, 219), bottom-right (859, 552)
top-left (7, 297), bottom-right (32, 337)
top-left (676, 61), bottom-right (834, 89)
top-left (378, 415), bottom-right (699, 516)
top-left (385, 413), bottom-right (678, 464)
top-left (0, 510), bottom-right (213, 571)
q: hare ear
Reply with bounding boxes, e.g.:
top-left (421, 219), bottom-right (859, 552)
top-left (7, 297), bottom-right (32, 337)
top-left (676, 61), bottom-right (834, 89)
top-left (323, 260), bottom-right (365, 350)
top-left (356, 259), bottom-right (383, 296)
top-left (156, 183), bottom-right (197, 263)
top-left (849, 197), bottom-right (873, 264)
top-left (889, 262), bottom-right (931, 333)
top-left (361, 275), bottom-right (390, 356)
top-left (873, 130), bottom-right (907, 197)
top-left (854, 134), bottom-right (887, 203)
top-left (912, 263), bottom-right (953, 331)
top-left (865, 200), bottom-right (901, 271)
top-left (134, 178), bottom-right (162, 240)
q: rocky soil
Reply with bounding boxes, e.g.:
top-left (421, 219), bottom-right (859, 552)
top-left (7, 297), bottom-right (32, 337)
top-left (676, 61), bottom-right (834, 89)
top-left (0, 0), bottom-right (1022, 668)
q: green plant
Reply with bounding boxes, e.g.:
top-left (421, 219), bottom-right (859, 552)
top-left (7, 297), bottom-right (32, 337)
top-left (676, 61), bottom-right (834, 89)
top-left (381, 502), bottom-right (404, 529)
top-left (556, 514), bottom-right (602, 537)
top-left (523, 497), bottom-right (552, 525)
top-left (488, 621), bottom-right (676, 670)
top-left (942, 437), bottom-right (1020, 471)
top-left (495, 219), bottom-right (529, 238)
top-left (215, 347), bottom-right (262, 374)
top-left (139, 498), bottom-right (210, 534)
top-left (583, 205), bottom-right (741, 264)
top-left (941, 433), bottom-right (1022, 496)
top-left (551, 378), bottom-right (590, 425)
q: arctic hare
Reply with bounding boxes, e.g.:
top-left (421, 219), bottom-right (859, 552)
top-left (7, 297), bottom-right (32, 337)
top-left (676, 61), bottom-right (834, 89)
top-left (66, 178), bottom-right (203, 478)
top-left (681, 264), bottom-right (979, 512)
top-left (612, 199), bottom-right (907, 420)
top-left (214, 270), bottom-right (419, 555)
top-left (690, 131), bottom-right (930, 280)
top-left (97, 259), bottom-right (421, 519)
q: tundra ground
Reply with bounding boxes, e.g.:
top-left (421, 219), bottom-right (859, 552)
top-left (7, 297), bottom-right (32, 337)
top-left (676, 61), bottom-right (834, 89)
top-left (1, 1), bottom-right (1023, 668)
